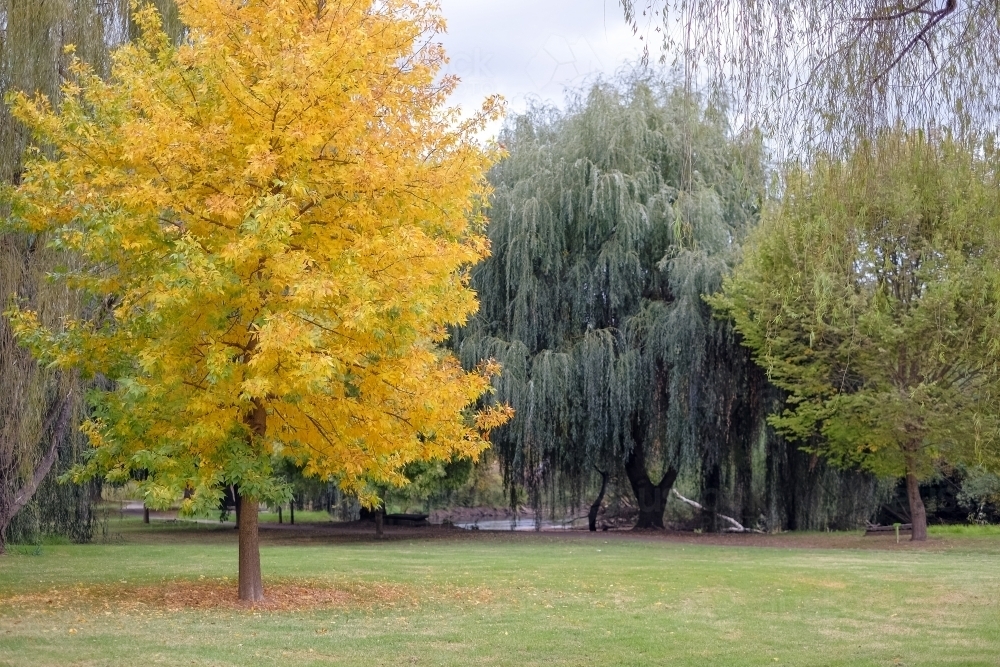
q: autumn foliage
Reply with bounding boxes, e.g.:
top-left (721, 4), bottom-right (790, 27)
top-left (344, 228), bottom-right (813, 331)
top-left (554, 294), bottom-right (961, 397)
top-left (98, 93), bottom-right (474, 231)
top-left (5, 0), bottom-right (509, 597)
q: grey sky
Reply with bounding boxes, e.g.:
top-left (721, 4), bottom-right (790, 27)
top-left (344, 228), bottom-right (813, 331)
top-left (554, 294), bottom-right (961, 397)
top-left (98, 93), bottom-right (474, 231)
top-left (436, 0), bottom-right (646, 138)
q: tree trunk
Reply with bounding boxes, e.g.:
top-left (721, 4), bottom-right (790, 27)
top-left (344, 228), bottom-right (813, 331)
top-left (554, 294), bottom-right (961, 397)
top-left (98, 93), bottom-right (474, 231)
top-left (375, 508), bottom-right (384, 538)
top-left (588, 468), bottom-right (608, 532)
top-left (702, 463), bottom-right (722, 533)
top-left (289, 499), bottom-right (295, 525)
top-left (235, 395), bottom-right (267, 601)
top-left (277, 506), bottom-right (282, 524)
top-left (236, 493), bottom-right (264, 602)
top-left (904, 456), bottom-right (927, 542)
top-left (143, 506), bottom-right (149, 524)
top-left (624, 443), bottom-right (679, 529)
top-left (0, 390), bottom-right (74, 555)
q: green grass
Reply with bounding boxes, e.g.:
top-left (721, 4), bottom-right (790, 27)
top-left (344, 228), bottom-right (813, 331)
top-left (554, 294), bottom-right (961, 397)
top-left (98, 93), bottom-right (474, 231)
top-left (1, 521), bottom-right (999, 666)
top-left (928, 523), bottom-right (1000, 537)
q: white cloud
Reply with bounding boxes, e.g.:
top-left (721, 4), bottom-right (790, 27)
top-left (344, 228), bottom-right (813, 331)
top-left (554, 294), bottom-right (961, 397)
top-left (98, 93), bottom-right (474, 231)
top-left (436, 0), bottom-right (645, 139)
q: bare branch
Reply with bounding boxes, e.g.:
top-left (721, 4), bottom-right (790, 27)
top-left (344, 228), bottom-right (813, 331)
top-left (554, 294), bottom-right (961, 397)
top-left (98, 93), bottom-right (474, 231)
top-left (873, 0), bottom-right (958, 82)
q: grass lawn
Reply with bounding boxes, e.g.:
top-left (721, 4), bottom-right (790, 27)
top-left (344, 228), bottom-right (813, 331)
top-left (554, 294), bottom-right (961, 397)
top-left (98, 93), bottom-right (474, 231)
top-left (1, 519), bottom-right (999, 666)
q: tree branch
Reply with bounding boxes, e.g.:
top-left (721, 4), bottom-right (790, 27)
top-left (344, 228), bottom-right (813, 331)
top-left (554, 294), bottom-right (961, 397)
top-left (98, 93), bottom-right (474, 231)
top-left (2, 390), bottom-right (75, 530)
top-left (853, 0), bottom-right (935, 22)
top-left (872, 0), bottom-right (958, 82)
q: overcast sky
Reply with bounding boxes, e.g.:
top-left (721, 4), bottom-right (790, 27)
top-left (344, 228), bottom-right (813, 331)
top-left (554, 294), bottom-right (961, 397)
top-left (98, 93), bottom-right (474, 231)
top-left (436, 0), bottom-right (647, 139)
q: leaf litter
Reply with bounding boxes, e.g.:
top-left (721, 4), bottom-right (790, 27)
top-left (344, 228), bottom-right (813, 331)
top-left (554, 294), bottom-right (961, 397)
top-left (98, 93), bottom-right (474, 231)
top-left (0, 578), bottom-right (494, 613)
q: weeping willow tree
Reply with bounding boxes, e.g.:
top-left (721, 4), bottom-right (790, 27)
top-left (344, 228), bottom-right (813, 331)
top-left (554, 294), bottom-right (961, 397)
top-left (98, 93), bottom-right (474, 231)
top-left (457, 74), bottom-right (883, 530)
top-left (621, 1), bottom-right (1000, 156)
top-left (0, 0), bottom-right (182, 552)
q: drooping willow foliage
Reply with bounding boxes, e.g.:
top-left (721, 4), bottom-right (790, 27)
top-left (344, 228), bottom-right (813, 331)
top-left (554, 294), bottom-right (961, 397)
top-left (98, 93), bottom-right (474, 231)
top-left (457, 73), bottom-right (884, 530)
top-left (0, 0), bottom-right (182, 550)
top-left (621, 1), bottom-right (1000, 158)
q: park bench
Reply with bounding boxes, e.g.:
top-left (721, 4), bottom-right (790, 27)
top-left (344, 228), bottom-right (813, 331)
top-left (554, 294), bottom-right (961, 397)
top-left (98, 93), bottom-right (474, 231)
top-left (864, 522), bottom-right (912, 536)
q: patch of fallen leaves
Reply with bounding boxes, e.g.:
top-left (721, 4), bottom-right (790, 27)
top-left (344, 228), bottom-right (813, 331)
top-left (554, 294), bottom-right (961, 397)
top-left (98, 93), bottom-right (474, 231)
top-left (0, 578), bottom-right (494, 614)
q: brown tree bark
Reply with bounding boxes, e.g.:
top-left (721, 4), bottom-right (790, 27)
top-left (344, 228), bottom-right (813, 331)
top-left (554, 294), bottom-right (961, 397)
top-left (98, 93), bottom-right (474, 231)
top-left (588, 468), bottom-right (608, 532)
top-left (0, 391), bottom-right (74, 555)
top-left (236, 493), bottom-right (263, 602)
top-left (624, 443), bottom-right (679, 529)
top-left (143, 506), bottom-right (150, 524)
top-left (904, 454), bottom-right (928, 541)
top-left (236, 397), bottom-right (267, 601)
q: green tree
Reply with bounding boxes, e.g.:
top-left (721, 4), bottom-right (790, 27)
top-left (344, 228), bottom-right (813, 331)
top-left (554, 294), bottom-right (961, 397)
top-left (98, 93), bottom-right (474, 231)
top-left (711, 130), bottom-right (1000, 540)
top-left (456, 75), bottom-right (774, 529)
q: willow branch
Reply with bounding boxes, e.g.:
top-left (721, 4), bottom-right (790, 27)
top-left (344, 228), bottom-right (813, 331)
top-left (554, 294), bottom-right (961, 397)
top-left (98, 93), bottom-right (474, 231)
top-left (3, 390), bottom-right (75, 527)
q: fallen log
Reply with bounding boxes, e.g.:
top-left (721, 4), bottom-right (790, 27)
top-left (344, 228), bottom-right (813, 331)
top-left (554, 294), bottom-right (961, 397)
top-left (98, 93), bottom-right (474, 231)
top-left (670, 489), bottom-right (762, 533)
top-left (384, 513), bottom-right (429, 527)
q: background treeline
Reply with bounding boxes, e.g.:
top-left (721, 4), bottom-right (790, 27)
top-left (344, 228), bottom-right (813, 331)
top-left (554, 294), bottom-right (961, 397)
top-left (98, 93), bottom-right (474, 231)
top-left (3, 2), bottom-right (998, 545)
top-left (455, 77), bottom-right (889, 532)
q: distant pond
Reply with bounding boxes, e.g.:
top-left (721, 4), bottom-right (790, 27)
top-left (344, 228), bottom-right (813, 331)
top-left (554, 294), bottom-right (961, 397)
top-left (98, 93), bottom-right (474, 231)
top-left (454, 518), bottom-right (582, 531)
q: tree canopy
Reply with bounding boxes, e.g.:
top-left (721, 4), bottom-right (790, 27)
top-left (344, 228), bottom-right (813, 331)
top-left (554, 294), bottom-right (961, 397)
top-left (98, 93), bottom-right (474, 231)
top-left (457, 74), bottom-right (782, 529)
top-left (5, 0), bottom-right (508, 598)
top-left (711, 129), bottom-right (1000, 539)
top-left (0, 0), bottom-right (179, 554)
top-left (621, 1), bottom-right (1000, 153)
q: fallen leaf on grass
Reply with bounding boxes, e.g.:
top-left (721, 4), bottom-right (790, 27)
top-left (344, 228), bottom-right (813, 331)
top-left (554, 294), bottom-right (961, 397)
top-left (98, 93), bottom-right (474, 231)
top-left (1, 579), bottom-right (493, 614)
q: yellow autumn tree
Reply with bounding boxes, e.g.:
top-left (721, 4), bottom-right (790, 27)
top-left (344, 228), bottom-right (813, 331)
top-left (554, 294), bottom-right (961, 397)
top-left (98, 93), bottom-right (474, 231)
top-left (5, 0), bottom-right (509, 601)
